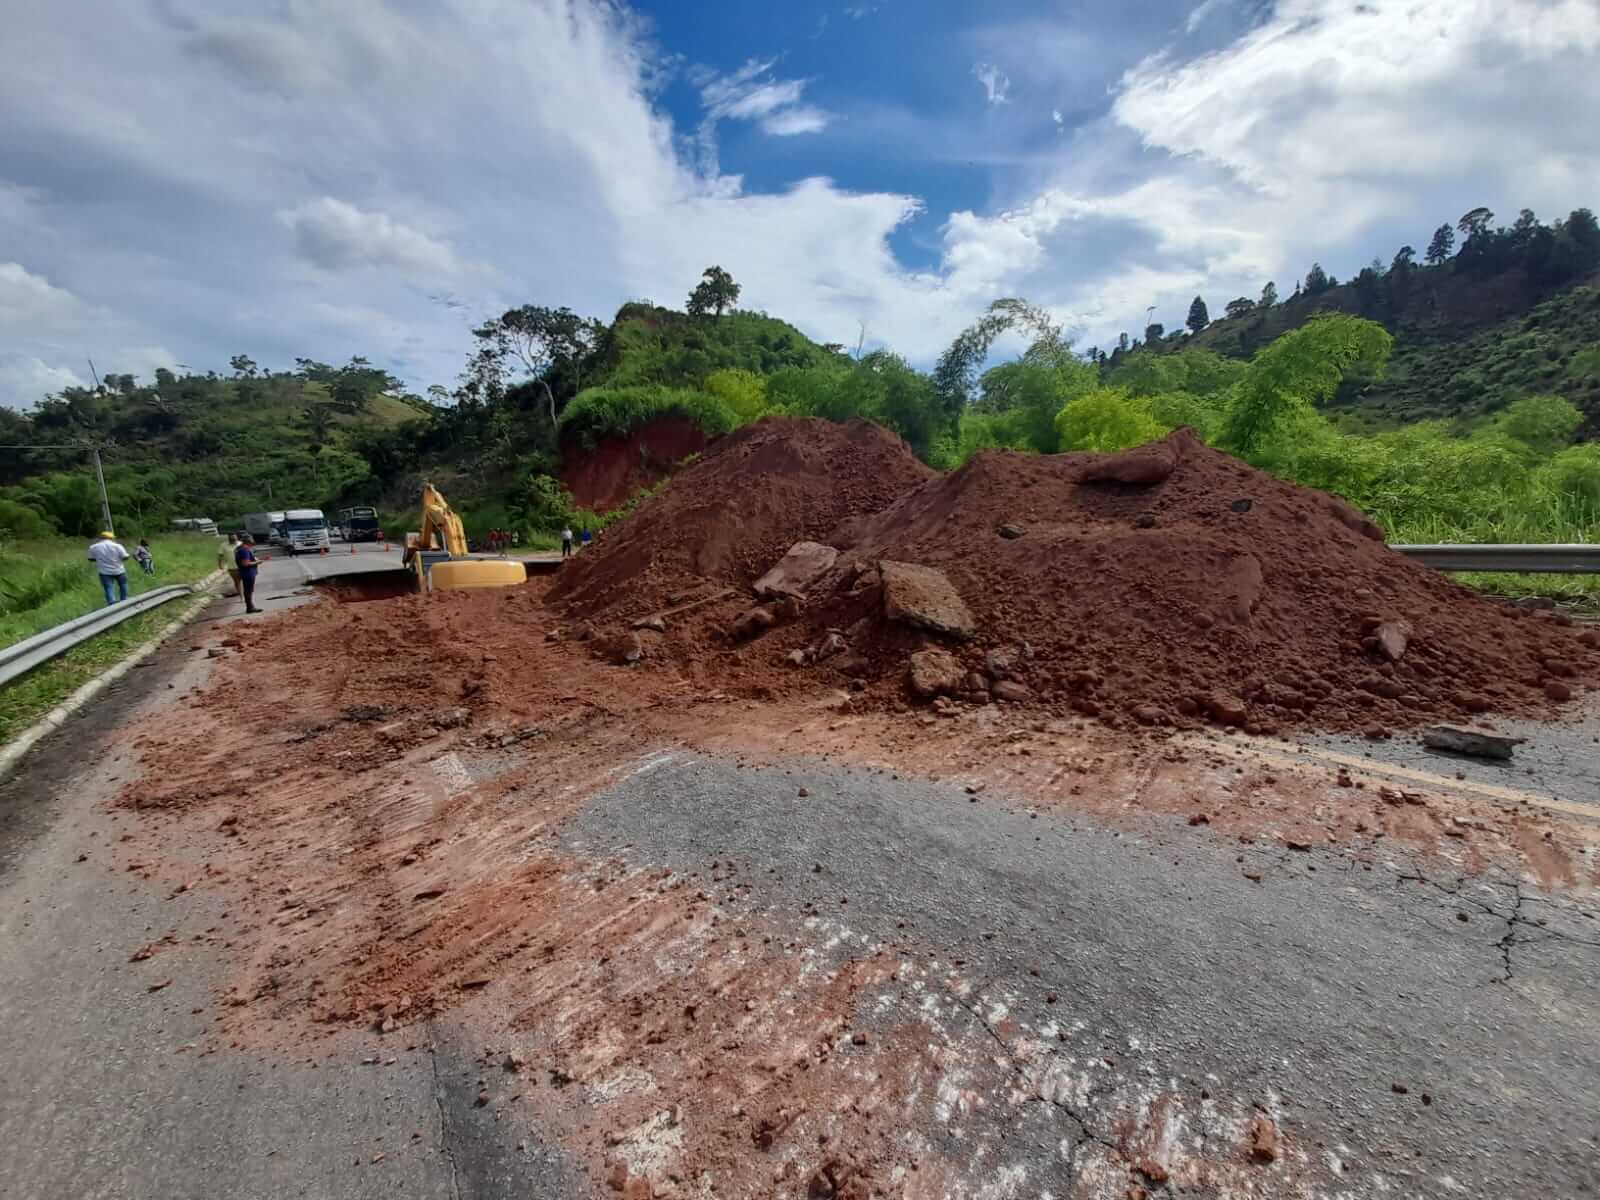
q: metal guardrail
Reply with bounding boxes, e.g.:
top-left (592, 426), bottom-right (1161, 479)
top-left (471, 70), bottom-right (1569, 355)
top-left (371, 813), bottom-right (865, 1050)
top-left (1392, 544), bottom-right (1600, 574)
top-left (0, 584), bottom-right (199, 688)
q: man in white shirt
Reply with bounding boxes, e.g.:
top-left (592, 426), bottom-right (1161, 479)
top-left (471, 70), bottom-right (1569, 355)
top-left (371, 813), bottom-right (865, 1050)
top-left (87, 531), bottom-right (131, 606)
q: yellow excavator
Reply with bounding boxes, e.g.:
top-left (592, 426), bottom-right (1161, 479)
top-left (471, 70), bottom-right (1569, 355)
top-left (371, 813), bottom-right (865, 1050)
top-left (403, 484), bottom-right (526, 591)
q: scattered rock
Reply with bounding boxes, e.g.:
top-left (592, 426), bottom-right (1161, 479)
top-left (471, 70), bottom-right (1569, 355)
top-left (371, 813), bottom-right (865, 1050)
top-left (785, 649), bottom-right (809, 667)
top-left (1131, 704), bottom-right (1165, 726)
top-left (1248, 1114), bottom-right (1279, 1162)
top-left (1544, 680), bottom-right (1573, 702)
top-left (544, 629), bottom-right (561, 643)
top-left (1578, 629), bottom-right (1600, 649)
top-left (992, 680), bottom-right (1034, 704)
top-left (997, 522), bottom-right (1025, 539)
top-left (1422, 725), bottom-right (1525, 760)
top-left (907, 649), bottom-right (964, 699)
top-left (1374, 620), bottom-right (1412, 662)
top-left (432, 707), bottom-right (470, 729)
top-left (631, 614), bottom-right (667, 633)
top-left (1080, 435), bottom-right (1181, 485)
top-left (1542, 657), bottom-right (1576, 677)
top-left (206, 647), bottom-right (227, 659)
top-left (754, 541), bottom-right (839, 600)
top-left (1514, 595), bottom-right (1556, 610)
top-left (572, 622), bottom-right (596, 642)
top-left (1326, 495), bottom-right (1385, 541)
top-left (833, 652), bottom-right (870, 678)
top-left (985, 647), bottom-right (1020, 680)
top-left (798, 787), bottom-right (810, 798)
top-left (1206, 693), bottom-right (1249, 727)
top-left (811, 632), bottom-right (848, 662)
top-left (594, 631), bottom-right (644, 666)
top-left (147, 978), bottom-right (173, 993)
top-left (880, 561), bottom-right (976, 640)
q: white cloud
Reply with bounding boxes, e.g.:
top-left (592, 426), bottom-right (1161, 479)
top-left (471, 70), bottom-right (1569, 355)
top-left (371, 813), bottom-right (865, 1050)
top-left (0, 262), bottom-right (82, 325)
top-left (279, 198), bottom-right (477, 281)
top-left (843, 5), bottom-right (879, 18)
top-left (763, 106), bottom-right (831, 137)
top-left (696, 59), bottom-right (832, 144)
top-left (1184, 0), bottom-right (1230, 34)
top-left (972, 63), bottom-right (1011, 105)
top-left (0, 355), bottom-right (85, 408)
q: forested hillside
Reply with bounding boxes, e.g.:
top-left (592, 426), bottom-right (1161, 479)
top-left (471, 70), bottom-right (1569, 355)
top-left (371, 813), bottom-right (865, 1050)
top-left (2, 217), bottom-right (1599, 571)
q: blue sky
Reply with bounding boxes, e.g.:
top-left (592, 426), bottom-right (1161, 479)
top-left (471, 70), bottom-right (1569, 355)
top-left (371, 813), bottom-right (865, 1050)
top-left (3, 0), bottom-right (1599, 405)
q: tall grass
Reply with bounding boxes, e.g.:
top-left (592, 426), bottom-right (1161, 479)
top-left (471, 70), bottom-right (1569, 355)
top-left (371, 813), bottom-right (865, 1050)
top-left (0, 535), bottom-right (219, 650)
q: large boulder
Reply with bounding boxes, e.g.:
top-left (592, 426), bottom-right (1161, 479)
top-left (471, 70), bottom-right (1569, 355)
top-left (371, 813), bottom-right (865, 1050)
top-left (907, 649), bottom-right (964, 699)
top-left (880, 561), bottom-right (975, 640)
top-left (754, 541), bottom-right (839, 600)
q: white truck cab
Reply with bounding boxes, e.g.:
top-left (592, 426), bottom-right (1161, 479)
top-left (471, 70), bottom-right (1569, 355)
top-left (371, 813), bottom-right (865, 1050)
top-left (282, 508), bottom-right (331, 555)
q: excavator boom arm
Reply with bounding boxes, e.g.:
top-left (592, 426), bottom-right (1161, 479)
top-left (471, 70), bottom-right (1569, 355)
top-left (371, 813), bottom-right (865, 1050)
top-left (418, 484), bottom-right (468, 557)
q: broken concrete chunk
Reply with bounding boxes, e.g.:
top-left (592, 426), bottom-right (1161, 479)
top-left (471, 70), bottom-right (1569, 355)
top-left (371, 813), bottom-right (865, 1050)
top-left (880, 560), bottom-right (975, 640)
top-left (1421, 725), bottom-right (1525, 760)
top-left (1375, 620), bottom-right (1411, 662)
top-left (754, 541), bottom-right (839, 600)
top-left (907, 649), bottom-right (964, 699)
top-left (432, 707), bottom-right (471, 729)
top-left (997, 522), bottom-right (1025, 539)
top-left (811, 631), bottom-right (848, 662)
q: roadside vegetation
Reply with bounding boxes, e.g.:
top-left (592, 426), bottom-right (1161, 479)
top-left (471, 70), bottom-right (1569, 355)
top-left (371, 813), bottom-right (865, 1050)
top-left (0, 535), bottom-right (218, 649)
top-left (0, 535), bottom-right (219, 745)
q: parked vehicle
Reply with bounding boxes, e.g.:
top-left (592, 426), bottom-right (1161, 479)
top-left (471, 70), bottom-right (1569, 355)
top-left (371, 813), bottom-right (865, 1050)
top-left (282, 508), bottom-right (331, 555)
top-left (170, 517), bottom-right (219, 535)
top-left (337, 505), bottom-right (383, 543)
top-left (244, 511), bottom-right (286, 544)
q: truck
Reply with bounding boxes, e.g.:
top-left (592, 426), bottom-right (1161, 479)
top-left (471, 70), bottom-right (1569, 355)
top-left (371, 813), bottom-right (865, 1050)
top-left (170, 517), bottom-right (219, 535)
top-left (244, 511), bottom-right (286, 544)
top-left (337, 505), bottom-right (383, 543)
top-left (281, 508), bottom-right (331, 555)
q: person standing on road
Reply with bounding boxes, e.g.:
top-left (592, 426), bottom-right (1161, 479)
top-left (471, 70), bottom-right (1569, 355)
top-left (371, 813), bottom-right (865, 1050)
top-left (235, 534), bottom-right (263, 614)
top-left (87, 531), bottom-right (131, 606)
top-left (219, 532), bottom-right (242, 597)
top-left (134, 539), bottom-right (155, 576)
top-left (560, 526), bottom-right (574, 558)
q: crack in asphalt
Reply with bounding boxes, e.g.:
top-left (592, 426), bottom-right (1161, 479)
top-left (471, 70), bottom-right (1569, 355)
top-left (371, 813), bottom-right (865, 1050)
top-left (428, 1029), bottom-right (464, 1200)
top-left (941, 975), bottom-right (1124, 1169)
top-left (1494, 882), bottom-right (1526, 985)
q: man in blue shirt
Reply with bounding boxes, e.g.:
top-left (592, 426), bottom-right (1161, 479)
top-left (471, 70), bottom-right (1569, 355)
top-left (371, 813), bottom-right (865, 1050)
top-left (235, 535), bottom-right (263, 614)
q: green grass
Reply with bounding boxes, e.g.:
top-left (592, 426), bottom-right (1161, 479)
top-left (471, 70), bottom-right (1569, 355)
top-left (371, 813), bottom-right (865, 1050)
top-left (0, 535), bottom-right (218, 650)
top-left (0, 594), bottom-right (208, 744)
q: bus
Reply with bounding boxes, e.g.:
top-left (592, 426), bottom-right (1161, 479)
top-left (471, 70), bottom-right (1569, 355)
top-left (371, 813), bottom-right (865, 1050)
top-left (337, 505), bottom-right (383, 543)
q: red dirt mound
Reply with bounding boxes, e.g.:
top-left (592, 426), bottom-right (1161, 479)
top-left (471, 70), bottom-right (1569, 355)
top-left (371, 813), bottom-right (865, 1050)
top-left (551, 416), bottom-right (934, 617)
top-left (772, 428), bottom-right (1594, 732)
top-left (560, 414), bottom-right (710, 514)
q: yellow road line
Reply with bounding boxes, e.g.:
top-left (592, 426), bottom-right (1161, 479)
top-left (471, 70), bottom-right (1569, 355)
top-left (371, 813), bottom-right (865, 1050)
top-left (1170, 732), bottom-right (1600, 823)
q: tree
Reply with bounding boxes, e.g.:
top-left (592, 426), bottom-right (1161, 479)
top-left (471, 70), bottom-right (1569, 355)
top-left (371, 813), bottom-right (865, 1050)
top-left (1224, 297), bottom-right (1255, 320)
top-left (1457, 207), bottom-right (1494, 239)
top-left (686, 266), bottom-right (741, 318)
top-left (1304, 263), bottom-right (1331, 295)
top-left (1143, 322), bottom-right (1165, 342)
top-left (1220, 314), bottom-right (1393, 454)
top-left (703, 368), bottom-right (769, 424)
top-left (229, 355), bottom-right (258, 379)
top-left (1390, 245), bottom-right (1415, 273)
top-left (931, 298), bottom-right (1068, 430)
top-left (465, 305), bottom-right (603, 423)
top-left (1186, 296), bottom-right (1210, 333)
top-left (1054, 387), bottom-right (1166, 452)
top-left (1117, 332), bottom-right (1131, 353)
top-left (1425, 224), bottom-right (1455, 266)
top-left (1259, 281), bottom-right (1278, 309)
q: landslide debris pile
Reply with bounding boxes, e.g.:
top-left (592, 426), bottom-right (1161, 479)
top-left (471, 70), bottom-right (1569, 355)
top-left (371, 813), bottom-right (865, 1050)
top-left (561, 423), bottom-right (1595, 733)
top-left (552, 416), bottom-right (933, 617)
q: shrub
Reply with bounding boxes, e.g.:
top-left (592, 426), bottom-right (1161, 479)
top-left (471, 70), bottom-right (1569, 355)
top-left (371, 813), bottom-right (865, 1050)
top-left (557, 385), bottom-right (737, 450)
top-left (1054, 387), bottom-right (1167, 452)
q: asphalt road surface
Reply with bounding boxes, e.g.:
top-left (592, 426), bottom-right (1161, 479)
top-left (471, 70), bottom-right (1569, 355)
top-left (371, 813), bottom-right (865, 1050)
top-left (0, 586), bottom-right (1596, 1197)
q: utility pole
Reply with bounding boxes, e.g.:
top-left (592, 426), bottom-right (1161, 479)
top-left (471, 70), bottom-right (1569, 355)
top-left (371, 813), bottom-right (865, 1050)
top-left (91, 445), bottom-right (114, 535)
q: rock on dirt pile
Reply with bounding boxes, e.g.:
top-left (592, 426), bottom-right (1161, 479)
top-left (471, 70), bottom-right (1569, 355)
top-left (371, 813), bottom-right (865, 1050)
top-left (552, 416), bottom-right (933, 618)
top-left (779, 428), bottom-right (1594, 732)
